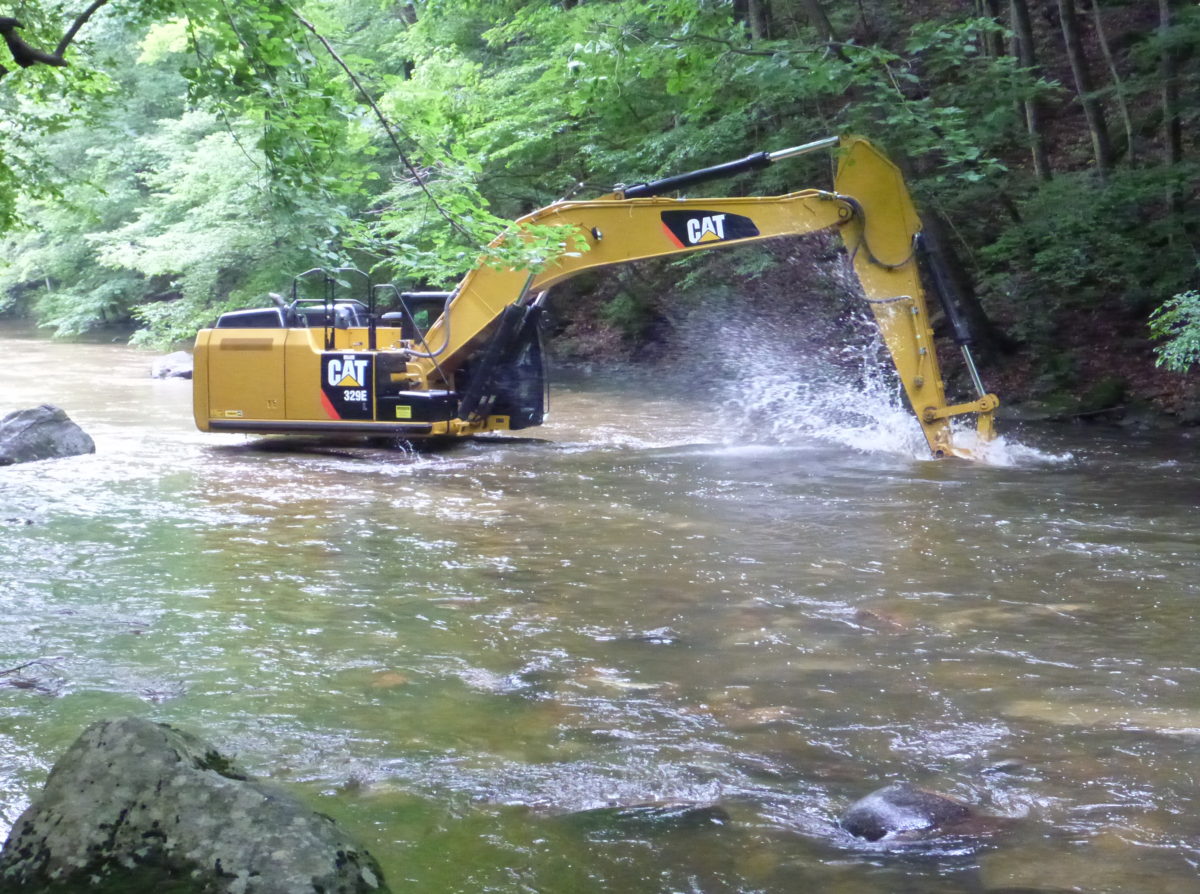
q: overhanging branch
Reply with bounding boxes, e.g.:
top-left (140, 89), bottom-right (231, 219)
top-left (56, 0), bottom-right (111, 58)
top-left (287, 6), bottom-right (475, 243)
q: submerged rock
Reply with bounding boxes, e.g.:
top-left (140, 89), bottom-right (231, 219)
top-left (556, 801), bottom-right (730, 837)
top-left (0, 405), bottom-right (94, 466)
top-left (0, 717), bottom-right (388, 893)
top-left (151, 351), bottom-right (194, 379)
top-left (839, 782), bottom-right (975, 842)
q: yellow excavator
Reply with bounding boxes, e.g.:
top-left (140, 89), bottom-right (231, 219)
top-left (192, 135), bottom-right (999, 459)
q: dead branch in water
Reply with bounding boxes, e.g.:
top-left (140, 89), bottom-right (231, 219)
top-left (0, 656), bottom-right (65, 676)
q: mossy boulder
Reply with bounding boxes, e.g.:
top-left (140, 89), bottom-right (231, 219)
top-left (0, 717), bottom-right (388, 893)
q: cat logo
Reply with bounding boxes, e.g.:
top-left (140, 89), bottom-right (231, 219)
top-left (687, 214), bottom-right (728, 243)
top-left (326, 356), bottom-right (369, 388)
top-left (320, 353), bottom-right (375, 421)
top-left (660, 210), bottom-right (760, 248)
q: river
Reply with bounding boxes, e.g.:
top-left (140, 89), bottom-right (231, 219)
top-left (1, 331), bottom-right (1198, 892)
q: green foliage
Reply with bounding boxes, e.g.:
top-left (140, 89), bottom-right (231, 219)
top-left (978, 165), bottom-right (1200, 323)
top-left (347, 0), bottom-right (1032, 294)
top-left (1150, 288), bottom-right (1200, 373)
top-left (599, 290), bottom-right (654, 341)
top-left (0, 0), bottom-right (1195, 396)
top-left (836, 19), bottom-right (1021, 181)
top-left (0, 2), bottom-right (380, 344)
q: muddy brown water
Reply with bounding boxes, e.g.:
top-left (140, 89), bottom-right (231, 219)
top-left (1, 331), bottom-right (1198, 892)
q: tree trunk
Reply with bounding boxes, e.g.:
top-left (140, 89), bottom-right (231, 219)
top-left (1010, 0), bottom-right (1052, 181)
top-left (977, 0), bottom-right (1005, 58)
top-left (1160, 0), bottom-right (1184, 214)
top-left (799, 0), bottom-right (837, 43)
top-left (1090, 0), bottom-right (1135, 164)
top-left (748, 0), bottom-right (768, 40)
top-left (1159, 0), bottom-right (1182, 168)
top-left (1056, 0), bottom-right (1113, 175)
top-left (735, 0), bottom-right (770, 40)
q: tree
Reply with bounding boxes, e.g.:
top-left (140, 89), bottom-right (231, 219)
top-left (1010, 0), bottom-right (1052, 180)
top-left (1056, 0), bottom-right (1114, 174)
top-left (0, 1), bottom-right (381, 339)
top-left (1090, 0), bottom-right (1135, 164)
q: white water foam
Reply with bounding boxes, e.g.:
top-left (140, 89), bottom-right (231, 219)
top-left (945, 426), bottom-right (1073, 467)
top-left (712, 311), bottom-right (930, 459)
top-left (707, 309), bottom-right (1069, 467)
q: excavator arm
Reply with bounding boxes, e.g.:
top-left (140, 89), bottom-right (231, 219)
top-left (405, 135), bottom-right (997, 458)
top-left (193, 135), bottom-right (998, 459)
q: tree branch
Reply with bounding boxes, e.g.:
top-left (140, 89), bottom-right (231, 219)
top-left (644, 26), bottom-right (848, 67)
top-left (287, 6), bottom-right (475, 243)
top-left (660, 30), bottom-right (778, 57)
top-left (0, 656), bottom-right (65, 676)
top-left (0, 17), bottom-right (67, 69)
top-left (55, 0), bottom-right (111, 59)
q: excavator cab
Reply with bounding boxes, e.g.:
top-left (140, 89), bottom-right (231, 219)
top-left (289, 301), bottom-right (371, 330)
top-left (193, 135), bottom-right (999, 459)
top-left (379, 292), bottom-right (451, 342)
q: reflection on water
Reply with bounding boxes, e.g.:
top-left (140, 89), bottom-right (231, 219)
top-left (1, 331), bottom-right (1199, 892)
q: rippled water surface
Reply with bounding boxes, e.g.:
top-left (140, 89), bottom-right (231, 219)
top-left (2, 331), bottom-right (1199, 892)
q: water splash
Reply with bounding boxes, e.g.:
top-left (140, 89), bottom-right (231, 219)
top-left (703, 306), bottom-right (1071, 467)
top-left (946, 427), bottom-right (1073, 468)
top-left (711, 311), bottom-right (931, 459)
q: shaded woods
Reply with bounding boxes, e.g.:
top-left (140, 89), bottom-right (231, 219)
top-left (0, 0), bottom-right (1196, 416)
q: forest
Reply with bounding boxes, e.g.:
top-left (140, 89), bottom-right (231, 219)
top-left (0, 0), bottom-right (1196, 420)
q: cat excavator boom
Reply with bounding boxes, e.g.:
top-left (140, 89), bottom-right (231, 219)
top-left (193, 135), bottom-right (998, 459)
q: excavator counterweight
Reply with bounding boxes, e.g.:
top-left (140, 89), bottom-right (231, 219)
top-left (192, 135), bottom-right (999, 459)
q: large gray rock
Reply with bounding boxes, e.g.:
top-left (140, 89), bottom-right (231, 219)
top-left (0, 717), bottom-right (388, 893)
top-left (152, 351), bottom-right (194, 379)
top-left (0, 405), bottom-right (95, 466)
